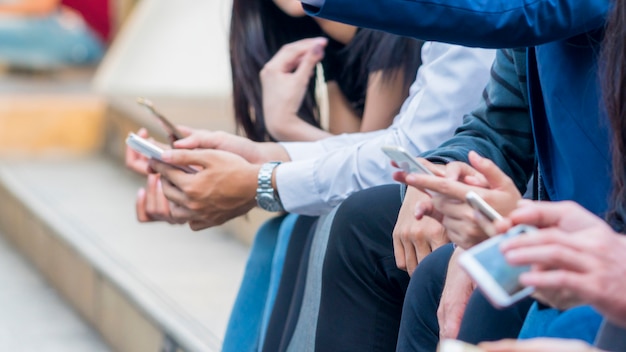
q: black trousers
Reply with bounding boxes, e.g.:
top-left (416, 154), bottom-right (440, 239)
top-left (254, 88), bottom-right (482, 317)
top-left (267, 184), bottom-right (533, 351)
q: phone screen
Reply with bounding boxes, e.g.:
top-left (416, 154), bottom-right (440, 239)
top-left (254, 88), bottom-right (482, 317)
top-left (471, 234), bottom-right (528, 296)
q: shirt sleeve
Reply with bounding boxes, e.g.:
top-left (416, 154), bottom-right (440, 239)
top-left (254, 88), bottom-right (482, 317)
top-left (303, 0), bottom-right (609, 48)
top-left (276, 42), bottom-right (495, 215)
top-left (300, 0), bottom-right (325, 7)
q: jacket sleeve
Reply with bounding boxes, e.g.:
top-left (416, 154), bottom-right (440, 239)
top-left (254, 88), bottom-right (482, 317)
top-left (421, 49), bottom-right (535, 193)
top-left (303, 0), bottom-right (610, 48)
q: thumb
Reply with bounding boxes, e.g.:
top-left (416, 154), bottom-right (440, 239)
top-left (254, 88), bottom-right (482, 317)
top-left (468, 151), bottom-right (511, 189)
top-left (174, 131), bottom-right (218, 150)
top-left (161, 149), bottom-right (209, 167)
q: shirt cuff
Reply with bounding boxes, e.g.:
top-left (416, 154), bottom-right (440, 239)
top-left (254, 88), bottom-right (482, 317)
top-left (300, 0), bottom-right (325, 7)
top-left (275, 160), bottom-right (329, 215)
top-left (280, 141), bottom-right (328, 161)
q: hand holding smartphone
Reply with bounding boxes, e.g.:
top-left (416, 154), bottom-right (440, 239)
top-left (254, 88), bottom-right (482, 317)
top-left (438, 339), bottom-right (485, 352)
top-left (458, 224), bottom-right (536, 308)
top-left (381, 145), bottom-right (434, 175)
top-left (126, 133), bottom-right (197, 174)
top-left (136, 97), bottom-right (185, 143)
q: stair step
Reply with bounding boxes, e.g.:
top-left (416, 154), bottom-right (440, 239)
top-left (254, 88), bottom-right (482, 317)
top-left (0, 156), bottom-right (248, 351)
top-left (0, 232), bottom-right (109, 351)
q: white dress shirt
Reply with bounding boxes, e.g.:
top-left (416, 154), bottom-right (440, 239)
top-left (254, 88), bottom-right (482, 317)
top-left (276, 42), bottom-right (495, 215)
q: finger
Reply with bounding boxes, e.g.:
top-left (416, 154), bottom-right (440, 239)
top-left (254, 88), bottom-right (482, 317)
top-left (190, 219), bottom-right (213, 231)
top-left (145, 174), bottom-right (159, 216)
top-left (415, 240), bottom-right (432, 267)
top-left (500, 227), bottom-right (590, 252)
top-left (135, 188), bottom-right (152, 222)
top-left (150, 159), bottom-right (194, 189)
top-left (393, 234), bottom-right (407, 272)
top-left (507, 201), bottom-right (593, 229)
top-left (518, 271), bottom-right (589, 300)
top-left (468, 151), bottom-right (514, 190)
top-left (478, 339), bottom-right (518, 351)
top-left (173, 131), bottom-right (218, 150)
top-left (414, 199), bottom-right (434, 220)
top-left (444, 161), bottom-right (480, 181)
top-left (160, 177), bottom-right (190, 207)
top-left (266, 37), bottom-right (328, 72)
top-left (169, 202), bottom-right (197, 223)
top-left (155, 178), bottom-right (171, 217)
top-left (504, 244), bottom-right (591, 272)
top-left (294, 45), bottom-right (324, 81)
top-left (405, 174), bottom-right (471, 200)
top-left (403, 237), bottom-right (419, 276)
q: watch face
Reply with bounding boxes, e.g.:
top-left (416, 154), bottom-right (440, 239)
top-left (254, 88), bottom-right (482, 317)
top-left (257, 193), bottom-right (282, 212)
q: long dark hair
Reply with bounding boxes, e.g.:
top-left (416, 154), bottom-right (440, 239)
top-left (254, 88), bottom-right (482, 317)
top-left (602, 0), bottom-right (626, 231)
top-left (229, 0), bottom-right (322, 141)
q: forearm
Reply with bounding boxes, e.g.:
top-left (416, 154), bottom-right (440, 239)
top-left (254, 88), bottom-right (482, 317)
top-left (266, 112), bottom-right (333, 142)
top-left (303, 0), bottom-right (609, 48)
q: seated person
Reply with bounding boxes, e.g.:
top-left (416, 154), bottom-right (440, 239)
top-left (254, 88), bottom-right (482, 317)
top-left (0, 0), bottom-right (109, 69)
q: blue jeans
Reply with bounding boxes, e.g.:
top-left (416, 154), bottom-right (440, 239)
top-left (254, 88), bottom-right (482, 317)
top-left (519, 303), bottom-right (603, 344)
top-left (0, 11), bottom-right (104, 69)
top-left (222, 214), bottom-right (298, 352)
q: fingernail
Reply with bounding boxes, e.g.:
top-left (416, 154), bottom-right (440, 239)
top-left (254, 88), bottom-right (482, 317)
top-left (137, 188), bottom-right (145, 197)
top-left (313, 44), bottom-right (324, 56)
top-left (161, 151), bottom-right (172, 161)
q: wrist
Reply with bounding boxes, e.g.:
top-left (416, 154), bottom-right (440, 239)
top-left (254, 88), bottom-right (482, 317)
top-left (255, 142), bottom-right (291, 164)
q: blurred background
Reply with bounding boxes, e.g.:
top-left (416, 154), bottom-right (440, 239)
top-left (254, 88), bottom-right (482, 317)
top-left (0, 0), bottom-right (258, 351)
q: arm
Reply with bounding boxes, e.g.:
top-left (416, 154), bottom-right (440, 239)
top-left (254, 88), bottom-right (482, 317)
top-left (421, 48), bottom-right (535, 194)
top-left (326, 81), bottom-right (362, 134)
top-left (302, 0), bottom-right (609, 48)
top-left (276, 43), bottom-right (495, 215)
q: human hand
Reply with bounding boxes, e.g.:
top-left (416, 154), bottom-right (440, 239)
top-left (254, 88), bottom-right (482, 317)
top-left (125, 128), bottom-right (156, 175)
top-left (397, 151), bottom-right (521, 249)
top-left (478, 338), bottom-right (600, 352)
top-left (260, 37), bottom-right (328, 141)
top-left (500, 201), bottom-right (626, 325)
top-left (172, 127), bottom-right (290, 164)
top-left (149, 148), bottom-right (259, 230)
top-left (392, 186), bottom-right (447, 275)
top-left (438, 248), bottom-right (475, 340)
top-left (135, 174), bottom-right (185, 224)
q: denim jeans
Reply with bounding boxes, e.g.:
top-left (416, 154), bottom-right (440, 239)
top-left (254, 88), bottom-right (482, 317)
top-left (222, 214), bottom-right (298, 352)
top-left (519, 303), bottom-right (603, 344)
top-left (0, 10), bottom-right (104, 69)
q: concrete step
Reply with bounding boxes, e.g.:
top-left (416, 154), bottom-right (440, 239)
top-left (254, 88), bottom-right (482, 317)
top-left (0, 69), bottom-right (106, 156)
top-left (0, 232), bottom-right (110, 351)
top-left (0, 156), bottom-right (248, 352)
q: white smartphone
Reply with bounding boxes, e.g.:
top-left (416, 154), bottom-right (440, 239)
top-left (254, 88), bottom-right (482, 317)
top-left (381, 145), bottom-right (434, 175)
top-left (458, 224), bottom-right (536, 308)
top-left (465, 191), bottom-right (503, 222)
top-left (126, 133), bottom-right (197, 174)
top-left (438, 339), bottom-right (485, 352)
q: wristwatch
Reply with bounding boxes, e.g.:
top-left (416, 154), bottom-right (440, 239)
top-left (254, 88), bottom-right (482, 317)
top-left (256, 161), bottom-right (284, 212)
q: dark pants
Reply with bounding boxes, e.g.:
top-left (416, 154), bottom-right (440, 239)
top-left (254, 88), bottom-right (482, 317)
top-left (267, 184), bottom-right (533, 351)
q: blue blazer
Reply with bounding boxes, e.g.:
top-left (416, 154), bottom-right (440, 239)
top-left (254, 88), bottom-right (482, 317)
top-left (306, 0), bottom-right (613, 216)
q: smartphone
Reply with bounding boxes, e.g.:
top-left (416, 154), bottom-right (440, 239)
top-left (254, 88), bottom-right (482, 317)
top-left (381, 145), bottom-right (434, 175)
top-left (136, 97), bottom-right (185, 142)
top-left (458, 224), bottom-right (536, 308)
top-left (438, 339), bottom-right (485, 352)
top-left (126, 133), bottom-right (197, 174)
top-left (465, 191), bottom-right (503, 222)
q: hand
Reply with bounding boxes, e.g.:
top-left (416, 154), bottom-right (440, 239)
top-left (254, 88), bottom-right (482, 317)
top-left (392, 186), bottom-right (447, 275)
top-left (149, 148), bottom-right (260, 230)
top-left (500, 201), bottom-right (626, 326)
top-left (438, 248), bottom-right (475, 340)
top-left (260, 37), bottom-right (331, 141)
top-left (135, 174), bottom-right (185, 224)
top-left (172, 127), bottom-right (290, 164)
top-left (478, 338), bottom-right (600, 352)
top-left (397, 151), bottom-right (521, 249)
top-left (125, 128), bottom-right (153, 175)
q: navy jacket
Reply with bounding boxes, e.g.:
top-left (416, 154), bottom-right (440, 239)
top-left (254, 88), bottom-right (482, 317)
top-left (306, 0), bottom-right (613, 216)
